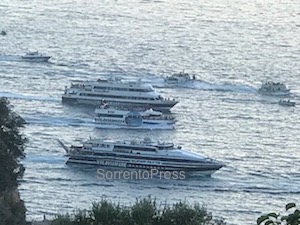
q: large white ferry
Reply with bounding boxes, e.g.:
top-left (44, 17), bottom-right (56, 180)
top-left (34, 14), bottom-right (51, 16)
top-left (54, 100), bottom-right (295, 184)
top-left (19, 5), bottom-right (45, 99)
top-left (258, 81), bottom-right (290, 96)
top-left (62, 78), bottom-right (178, 111)
top-left (94, 102), bottom-right (176, 126)
top-left (59, 137), bottom-right (224, 176)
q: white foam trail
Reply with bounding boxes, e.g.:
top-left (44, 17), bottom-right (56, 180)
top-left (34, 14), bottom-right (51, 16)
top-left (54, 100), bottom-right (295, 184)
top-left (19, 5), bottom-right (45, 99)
top-left (24, 115), bottom-right (88, 126)
top-left (0, 91), bottom-right (60, 102)
top-left (151, 78), bottom-right (258, 93)
top-left (23, 155), bottom-right (65, 164)
top-left (0, 55), bottom-right (24, 62)
top-left (192, 81), bottom-right (258, 93)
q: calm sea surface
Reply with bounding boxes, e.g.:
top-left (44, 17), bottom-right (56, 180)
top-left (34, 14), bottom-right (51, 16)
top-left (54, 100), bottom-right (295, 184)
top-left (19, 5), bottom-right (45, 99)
top-left (1, 0), bottom-right (300, 224)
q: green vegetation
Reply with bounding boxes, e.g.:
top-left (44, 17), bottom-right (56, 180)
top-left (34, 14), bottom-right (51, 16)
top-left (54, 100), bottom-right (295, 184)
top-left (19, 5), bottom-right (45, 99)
top-left (51, 197), bottom-right (226, 225)
top-left (0, 97), bottom-right (27, 225)
top-left (257, 203), bottom-right (300, 225)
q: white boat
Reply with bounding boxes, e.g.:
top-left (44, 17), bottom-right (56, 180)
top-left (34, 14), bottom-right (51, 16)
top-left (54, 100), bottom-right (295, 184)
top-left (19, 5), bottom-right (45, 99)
top-left (60, 137), bottom-right (224, 176)
top-left (94, 102), bottom-right (176, 127)
top-left (22, 51), bottom-right (51, 62)
top-left (141, 108), bottom-right (176, 125)
top-left (165, 71), bottom-right (196, 85)
top-left (258, 81), bottom-right (290, 96)
top-left (278, 99), bottom-right (296, 107)
top-left (62, 78), bottom-right (178, 111)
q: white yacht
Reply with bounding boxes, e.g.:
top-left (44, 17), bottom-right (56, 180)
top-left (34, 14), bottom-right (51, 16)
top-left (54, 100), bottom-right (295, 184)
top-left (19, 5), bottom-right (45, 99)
top-left (94, 102), bottom-right (176, 126)
top-left (62, 78), bottom-right (178, 111)
top-left (165, 71), bottom-right (196, 85)
top-left (60, 137), bottom-right (224, 176)
top-left (22, 51), bottom-right (51, 62)
top-left (258, 81), bottom-right (290, 96)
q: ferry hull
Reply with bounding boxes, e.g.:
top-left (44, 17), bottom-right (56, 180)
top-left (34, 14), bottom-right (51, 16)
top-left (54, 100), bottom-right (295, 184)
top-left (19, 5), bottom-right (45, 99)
top-left (258, 90), bottom-right (290, 96)
top-left (22, 57), bottom-right (51, 62)
top-left (66, 156), bottom-right (222, 177)
top-left (62, 95), bottom-right (177, 111)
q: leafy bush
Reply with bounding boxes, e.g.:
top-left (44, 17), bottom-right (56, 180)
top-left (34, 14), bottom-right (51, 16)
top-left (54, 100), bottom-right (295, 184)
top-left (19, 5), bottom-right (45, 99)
top-left (0, 98), bottom-right (27, 225)
top-left (257, 203), bottom-right (300, 225)
top-left (91, 200), bottom-right (121, 225)
top-left (131, 197), bottom-right (158, 225)
top-left (51, 197), bottom-right (226, 225)
top-left (0, 97), bottom-right (27, 192)
top-left (159, 202), bottom-right (214, 225)
top-left (51, 214), bottom-right (73, 225)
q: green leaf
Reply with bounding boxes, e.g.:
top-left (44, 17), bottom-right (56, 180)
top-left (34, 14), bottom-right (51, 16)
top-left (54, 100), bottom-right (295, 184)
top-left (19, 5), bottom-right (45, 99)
top-left (257, 215), bottom-right (269, 225)
top-left (267, 213), bottom-right (278, 219)
top-left (265, 220), bottom-right (275, 225)
top-left (286, 203), bottom-right (296, 211)
top-left (294, 209), bottom-right (300, 216)
top-left (281, 216), bottom-right (287, 221)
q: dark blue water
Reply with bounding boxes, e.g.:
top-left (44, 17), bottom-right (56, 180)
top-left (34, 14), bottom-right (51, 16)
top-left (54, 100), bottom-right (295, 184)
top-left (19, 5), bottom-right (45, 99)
top-left (1, 0), bottom-right (300, 224)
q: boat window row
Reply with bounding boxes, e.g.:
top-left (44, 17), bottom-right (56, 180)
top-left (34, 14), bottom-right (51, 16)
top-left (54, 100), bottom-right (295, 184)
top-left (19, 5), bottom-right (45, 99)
top-left (119, 154), bottom-right (203, 163)
top-left (79, 93), bottom-right (159, 101)
top-left (69, 157), bottom-right (96, 162)
top-left (93, 86), bottom-right (151, 92)
top-left (83, 143), bottom-right (111, 148)
top-left (78, 151), bottom-right (117, 157)
top-left (128, 164), bottom-right (166, 170)
top-left (157, 146), bottom-right (174, 150)
top-left (113, 145), bottom-right (157, 152)
top-left (74, 151), bottom-right (206, 164)
top-left (95, 114), bottom-right (124, 118)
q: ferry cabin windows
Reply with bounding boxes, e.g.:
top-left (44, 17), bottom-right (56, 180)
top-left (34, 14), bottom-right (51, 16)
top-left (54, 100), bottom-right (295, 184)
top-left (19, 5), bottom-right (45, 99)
top-left (113, 145), bottom-right (157, 152)
top-left (157, 145), bottom-right (173, 150)
top-left (79, 93), bottom-right (157, 101)
top-left (85, 142), bottom-right (111, 148)
top-left (95, 113), bottom-right (124, 118)
top-left (92, 86), bottom-right (152, 92)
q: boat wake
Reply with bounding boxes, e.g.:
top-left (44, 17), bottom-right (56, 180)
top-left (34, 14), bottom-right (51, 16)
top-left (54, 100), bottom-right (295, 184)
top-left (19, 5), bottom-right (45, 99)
top-left (0, 55), bottom-right (24, 62)
top-left (190, 81), bottom-right (257, 93)
top-left (144, 77), bottom-right (257, 94)
top-left (24, 115), bottom-right (89, 126)
top-left (23, 155), bottom-right (65, 165)
top-left (0, 91), bottom-right (60, 102)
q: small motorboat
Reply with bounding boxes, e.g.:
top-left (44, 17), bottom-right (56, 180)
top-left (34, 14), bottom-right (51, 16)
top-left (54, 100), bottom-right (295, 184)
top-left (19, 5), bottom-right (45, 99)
top-left (278, 99), bottom-right (296, 107)
top-left (22, 51), bottom-right (51, 62)
top-left (1, 30), bottom-right (7, 36)
top-left (258, 81), bottom-right (290, 96)
top-left (164, 71), bottom-right (196, 85)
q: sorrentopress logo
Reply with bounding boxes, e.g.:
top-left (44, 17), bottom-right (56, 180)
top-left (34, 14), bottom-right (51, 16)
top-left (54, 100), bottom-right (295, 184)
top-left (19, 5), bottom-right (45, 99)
top-left (96, 169), bottom-right (186, 180)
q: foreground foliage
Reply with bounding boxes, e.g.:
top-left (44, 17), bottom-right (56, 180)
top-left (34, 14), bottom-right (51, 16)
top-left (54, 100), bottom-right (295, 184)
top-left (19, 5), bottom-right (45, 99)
top-left (0, 97), bottom-right (27, 225)
top-left (257, 203), bottom-right (300, 225)
top-left (51, 197), bottom-right (226, 225)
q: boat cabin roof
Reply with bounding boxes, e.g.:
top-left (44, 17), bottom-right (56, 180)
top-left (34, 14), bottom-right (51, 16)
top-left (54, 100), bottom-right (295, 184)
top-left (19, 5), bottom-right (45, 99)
top-left (83, 138), bottom-right (177, 151)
